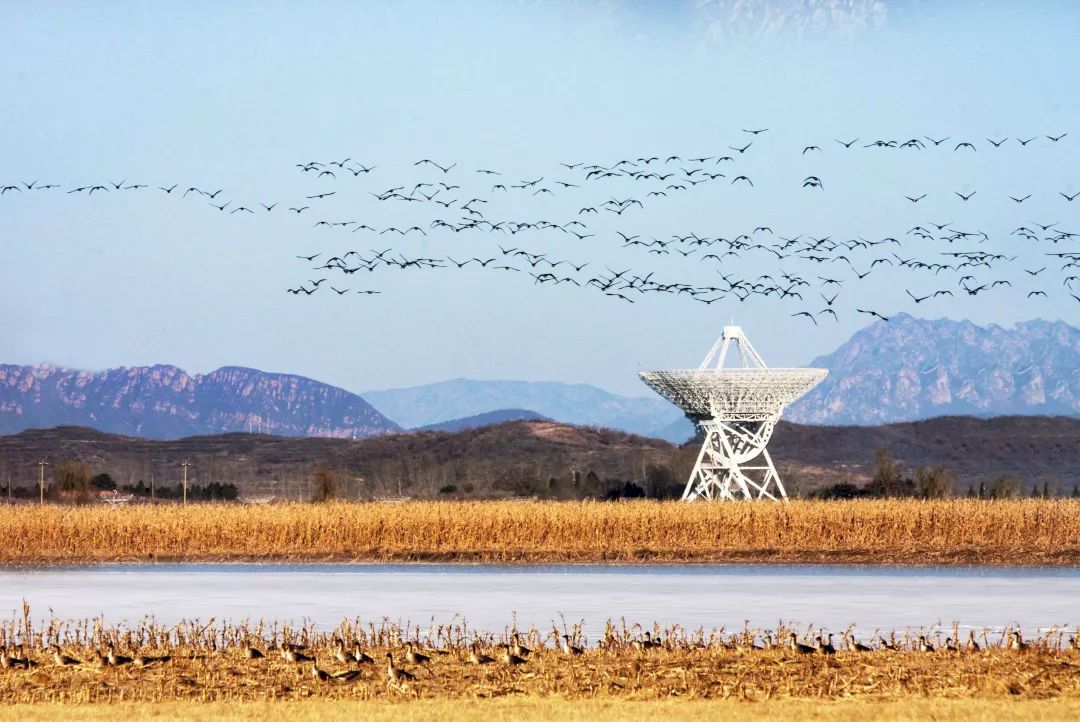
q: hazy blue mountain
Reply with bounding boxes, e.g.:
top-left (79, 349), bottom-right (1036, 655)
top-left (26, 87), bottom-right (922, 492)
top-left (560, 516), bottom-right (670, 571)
top-left (415, 408), bottom-right (549, 433)
top-left (0, 364), bottom-right (399, 439)
top-left (5, 315), bottom-right (1075, 442)
top-left (786, 314), bottom-right (1080, 425)
top-left (362, 379), bottom-right (685, 439)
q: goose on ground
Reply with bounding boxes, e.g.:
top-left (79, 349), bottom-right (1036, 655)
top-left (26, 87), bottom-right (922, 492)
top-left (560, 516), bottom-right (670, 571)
top-left (510, 633), bottom-right (532, 658)
top-left (50, 645), bottom-right (81, 666)
top-left (817, 633), bottom-right (836, 655)
top-left (561, 635), bottom-right (584, 656)
top-left (846, 634), bottom-right (873, 652)
top-left (788, 633), bottom-right (817, 655)
top-left (917, 636), bottom-right (936, 653)
top-left (1007, 631), bottom-right (1030, 651)
top-left (632, 631), bottom-right (660, 652)
top-left (280, 643), bottom-right (314, 663)
top-left (468, 643), bottom-right (494, 665)
top-left (405, 642), bottom-right (431, 665)
top-left (333, 641), bottom-right (354, 666)
top-left (107, 645), bottom-right (133, 666)
top-left (501, 645), bottom-right (527, 666)
top-left (385, 652), bottom-right (416, 683)
top-left (966, 631), bottom-right (981, 652)
top-left (0, 647), bottom-right (32, 669)
top-left (242, 644), bottom-right (265, 660)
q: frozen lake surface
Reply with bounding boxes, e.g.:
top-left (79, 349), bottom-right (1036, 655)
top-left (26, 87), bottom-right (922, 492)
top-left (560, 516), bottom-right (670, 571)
top-left (3, 563), bottom-right (1077, 636)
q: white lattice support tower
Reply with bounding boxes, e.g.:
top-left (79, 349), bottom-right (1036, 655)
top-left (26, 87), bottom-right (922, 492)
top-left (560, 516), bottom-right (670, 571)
top-left (639, 326), bottom-right (826, 502)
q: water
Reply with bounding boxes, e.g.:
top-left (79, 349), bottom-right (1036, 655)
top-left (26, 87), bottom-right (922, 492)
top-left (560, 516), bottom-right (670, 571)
top-left (2, 564), bottom-right (1077, 636)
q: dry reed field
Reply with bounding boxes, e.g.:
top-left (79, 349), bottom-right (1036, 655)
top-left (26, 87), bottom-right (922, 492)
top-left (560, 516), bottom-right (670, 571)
top-left (9, 699), bottom-right (1080, 722)
top-left (1, 499), bottom-right (1079, 566)
top-left (2, 611), bottom-right (1080, 706)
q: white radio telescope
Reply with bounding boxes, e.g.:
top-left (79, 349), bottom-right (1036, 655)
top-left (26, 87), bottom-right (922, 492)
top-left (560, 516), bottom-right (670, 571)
top-left (639, 326), bottom-right (827, 501)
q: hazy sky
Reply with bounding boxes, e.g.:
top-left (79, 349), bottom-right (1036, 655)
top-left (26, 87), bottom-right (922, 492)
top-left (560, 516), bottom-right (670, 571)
top-left (2, 1), bottom-right (1078, 396)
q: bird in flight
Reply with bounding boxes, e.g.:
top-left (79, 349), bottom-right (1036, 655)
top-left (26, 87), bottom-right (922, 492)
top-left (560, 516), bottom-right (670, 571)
top-left (1017, 137), bottom-right (1037, 146)
top-left (1047, 133), bottom-right (1067, 142)
top-left (729, 142), bottom-right (752, 154)
top-left (742, 128), bottom-right (768, 134)
top-left (834, 138), bottom-right (858, 148)
top-left (1062, 192), bottom-right (1080, 202)
top-left (857, 308), bottom-right (890, 322)
top-left (415, 159), bottom-right (457, 173)
top-left (955, 191), bottom-right (976, 201)
top-left (802, 176), bottom-right (823, 189)
top-left (731, 176), bottom-right (753, 186)
top-left (924, 136), bottom-right (949, 146)
top-left (954, 142), bottom-right (976, 152)
top-left (986, 138), bottom-right (1007, 148)
top-left (1010, 195), bottom-right (1032, 204)
top-left (802, 145), bottom-right (822, 154)
top-left (905, 194), bottom-right (926, 203)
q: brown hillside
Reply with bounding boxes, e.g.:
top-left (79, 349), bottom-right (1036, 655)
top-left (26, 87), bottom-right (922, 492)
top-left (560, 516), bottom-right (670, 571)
top-left (0, 416), bottom-right (1077, 499)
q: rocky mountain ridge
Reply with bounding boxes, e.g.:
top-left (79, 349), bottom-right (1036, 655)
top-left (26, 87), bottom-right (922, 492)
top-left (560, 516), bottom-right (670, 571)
top-left (0, 364), bottom-right (398, 439)
top-left (786, 314), bottom-right (1080, 424)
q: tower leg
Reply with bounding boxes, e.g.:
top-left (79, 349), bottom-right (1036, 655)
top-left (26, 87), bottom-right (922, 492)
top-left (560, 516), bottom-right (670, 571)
top-left (681, 421), bottom-right (788, 502)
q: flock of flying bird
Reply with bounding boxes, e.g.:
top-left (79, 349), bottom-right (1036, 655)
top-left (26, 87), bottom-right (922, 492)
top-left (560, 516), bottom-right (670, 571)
top-left (3, 128), bottom-right (1078, 324)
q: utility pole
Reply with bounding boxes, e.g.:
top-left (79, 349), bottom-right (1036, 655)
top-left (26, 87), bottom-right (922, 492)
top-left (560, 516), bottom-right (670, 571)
top-left (38, 460), bottom-right (48, 505)
top-left (181, 462), bottom-right (191, 505)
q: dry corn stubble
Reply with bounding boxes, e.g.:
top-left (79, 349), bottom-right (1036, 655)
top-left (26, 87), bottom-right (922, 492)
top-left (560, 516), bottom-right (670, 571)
top-left (2, 612), bottom-right (1080, 704)
top-left (0, 499), bottom-right (1078, 565)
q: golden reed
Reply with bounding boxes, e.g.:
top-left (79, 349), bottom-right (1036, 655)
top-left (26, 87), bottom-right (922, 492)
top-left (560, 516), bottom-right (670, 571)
top-left (1, 499), bottom-right (1078, 565)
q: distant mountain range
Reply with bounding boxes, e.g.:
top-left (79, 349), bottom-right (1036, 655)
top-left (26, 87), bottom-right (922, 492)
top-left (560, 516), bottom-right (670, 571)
top-left (2, 315), bottom-right (1077, 440)
top-left (362, 379), bottom-right (684, 438)
top-left (415, 409), bottom-right (548, 433)
top-left (786, 314), bottom-right (1080, 425)
top-left (0, 364), bottom-right (398, 439)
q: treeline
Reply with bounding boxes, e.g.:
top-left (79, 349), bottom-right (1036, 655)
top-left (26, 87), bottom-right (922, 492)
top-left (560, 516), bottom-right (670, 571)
top-left (808, 449), bottom-right (1080, 500)
top-left (3, 427), bottom-right (1078, 504)
top-left (0, 461), bottom-right (238, 503)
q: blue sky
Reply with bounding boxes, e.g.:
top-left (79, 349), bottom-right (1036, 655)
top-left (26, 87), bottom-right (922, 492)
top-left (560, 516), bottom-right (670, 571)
top-left (1, 1), bottom-right (1078, 396)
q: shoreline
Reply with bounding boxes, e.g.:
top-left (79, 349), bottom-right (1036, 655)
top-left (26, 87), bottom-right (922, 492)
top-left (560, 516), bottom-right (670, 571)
top-left (4, 548), bottom-right (1080, 569)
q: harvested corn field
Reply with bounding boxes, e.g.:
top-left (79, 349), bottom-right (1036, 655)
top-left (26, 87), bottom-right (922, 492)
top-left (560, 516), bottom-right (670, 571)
top-left (1, 499), bottom-right (1079, 566)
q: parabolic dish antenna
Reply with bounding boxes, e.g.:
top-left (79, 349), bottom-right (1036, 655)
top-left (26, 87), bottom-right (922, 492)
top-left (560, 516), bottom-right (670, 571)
top-left (639, 326), bottom-right (826, 501)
